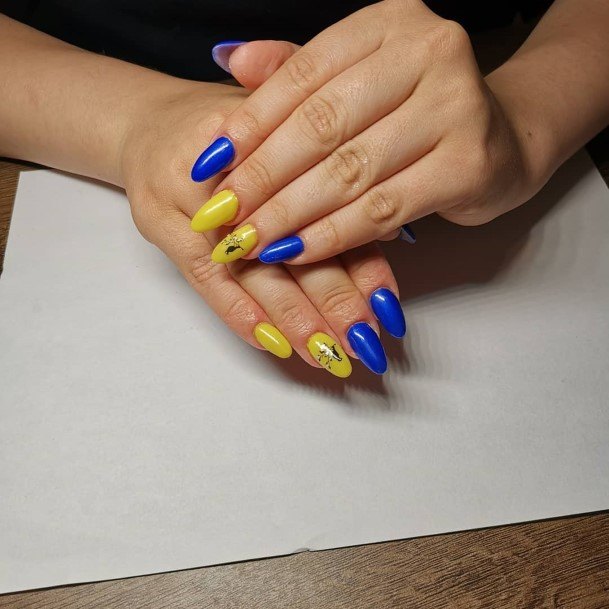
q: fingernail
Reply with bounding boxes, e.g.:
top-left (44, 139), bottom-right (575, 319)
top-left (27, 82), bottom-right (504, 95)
top-left (191, 190), bottom-right (239, 233)
top-left (369, 288), bottom-right (406, 338)
top-left (254, 322), bottom-right (292, 359)
top-left (307, 332), bottom-right (352, 378)
top-left (211, 224), bottom-right (257, 263)
top-left (258, 236), bottom-right (304, 264)
top-left (211, 40), bottom-right (247, 74)
top-left (399, 224), bottom-right (416, 244)
top-left (347, 322), bottom-right (387, 375)
top-left (191, 136), bottom-right (235, 182)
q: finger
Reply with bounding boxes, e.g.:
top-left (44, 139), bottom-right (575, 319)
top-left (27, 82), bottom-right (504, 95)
top-left (290, 149), bottom-right (453, 264)
top-left (143, 206), bottom-right (292, 356)
top-left (232, 91), bottom-right (437, 260)
top-left (190, 4), bottom-right (386, 183)
top-left (228, 40), bottom-right (301, 90)
top-left (378, 229), bottom-right (401, 241)
top-left (214, 43), bottom-right (422, 226)
top-left (229, 259), bottom-right (353, 378)
top-left (287, 259), bottom-right (388, 375)
top-left (340, 243), bottom-right (407, 339)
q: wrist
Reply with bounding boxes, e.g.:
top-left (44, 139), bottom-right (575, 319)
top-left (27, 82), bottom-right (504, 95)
top-left (485, 59), bottom-right (561, 199)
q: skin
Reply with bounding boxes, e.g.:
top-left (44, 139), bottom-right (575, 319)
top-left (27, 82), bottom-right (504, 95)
top-left (209, 0), bottom-right (609, 264)
top-left (0, 14), bottom-right (399, 368)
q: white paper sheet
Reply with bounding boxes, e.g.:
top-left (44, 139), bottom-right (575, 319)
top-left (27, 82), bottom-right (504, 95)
top-left (1, 151), bottom-right (608, 594)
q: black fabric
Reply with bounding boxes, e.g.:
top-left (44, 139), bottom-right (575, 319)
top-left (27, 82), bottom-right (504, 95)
top-left (1, 1), bottom-right (552, 81)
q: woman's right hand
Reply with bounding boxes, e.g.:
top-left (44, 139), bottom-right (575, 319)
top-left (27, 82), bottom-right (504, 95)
top-left (117, 58), bottom-right (406, 377)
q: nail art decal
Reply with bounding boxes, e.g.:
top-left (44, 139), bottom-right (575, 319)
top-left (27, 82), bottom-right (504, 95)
top-left (211, 40), bottom-right (247, 74)
top-left (399, 224), bottom-right (417, 244)
top-left (258, 236), bottom-right (304, 264)
top-left (191, 136), bottom-right (235, 182)
top-left (370, 288), bottom-right (406, 338)
top-left (254, 322), bottom-right (292, 359)
top-left (211, 224), bottom-right (257, 263)
top-left (347, 322), bottom-right (387, 375)
top-left (191, 190), bottom-right (239, 233)
top-left (307, 332), bottom-right (352, 378)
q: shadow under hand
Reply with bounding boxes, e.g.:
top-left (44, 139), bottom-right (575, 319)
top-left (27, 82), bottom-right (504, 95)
top-left (382, 154), bottom-right (588, 303)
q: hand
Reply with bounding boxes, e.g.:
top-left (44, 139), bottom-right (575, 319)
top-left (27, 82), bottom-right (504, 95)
top-left (119, 52), bottom-right (405, 377)
top-left (189, 0), bottom-right (546, 264)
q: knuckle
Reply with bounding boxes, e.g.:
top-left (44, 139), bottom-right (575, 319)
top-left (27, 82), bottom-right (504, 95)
top-left (326, 140), bottom-right (370, 190)
top-left (312, 216), bottom-right (343, 252)
top-left (422, 19), bottom-right (469, 57)
top-left (240, 155), bottom-right (275, 197)
top-left (298, 93), bottom-right (343, 148)
top-left (228, 107), bottom-right (262, 142)
top-left (284, 52), bottom-right (319, 92)
top-left (187, 254), bottom-right (225, 288)
top-left (318, 284), bottom-right (361, 319)
top-left (363, 187), bottom-right (401, 227)
top-left (275, 299), bottom-right (313, 335)
top-left (223, 296), bottom-right (256, 326)
top-left (264, 198), bottom-right (291, 230)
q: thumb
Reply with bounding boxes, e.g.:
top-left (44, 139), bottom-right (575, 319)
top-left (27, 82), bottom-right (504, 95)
top-left (212, 40), bottom-right (301, 90)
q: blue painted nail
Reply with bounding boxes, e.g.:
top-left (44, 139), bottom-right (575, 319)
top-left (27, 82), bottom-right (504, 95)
top-left (211, 40), bottom-right (247, 74)
top-left (191, 136), bottom-right (235, 182)
top-left (369, 288), bottom-right (406, 338)
top-left (347, 322), bottom-right (387, 375)
top-left (400, 224), bottom-right (416, 244)
top-left (258, 236), bottom-right (304, 264)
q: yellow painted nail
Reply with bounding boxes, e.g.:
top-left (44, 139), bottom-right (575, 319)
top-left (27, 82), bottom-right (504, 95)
top-left (254, 323), bottom-right (293, 359)
top-left (307, 332), bottom-right (352, 378)
top-left (211, 224), bottom-right (258, 263)
top-left (190, 190), bottom-right (239, 233)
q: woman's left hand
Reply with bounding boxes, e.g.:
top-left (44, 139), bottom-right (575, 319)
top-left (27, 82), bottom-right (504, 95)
top-left (191, 0), bottom-right (546, 264)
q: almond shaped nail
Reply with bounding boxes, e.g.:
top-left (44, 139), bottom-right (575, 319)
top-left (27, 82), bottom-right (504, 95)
top-left (254, 323), bottom-right (292, 359)
top-left (191, 190), bottom-right (239, 233)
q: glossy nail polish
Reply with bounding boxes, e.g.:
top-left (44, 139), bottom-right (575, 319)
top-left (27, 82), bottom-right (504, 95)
top-left (211, 224), bottom-right (257, 263)
top-left (347, 322), bottom-right (387, 375)
top-left (370, 288), bottom-right (406, 338)
top-left (400, 224), bottom-right (417, 244)
top-left (307, 332), bottom-right (352, 378)
top-left (211, 40), bottom-right (247, 74)
top-left (191, 190), bottom-right (239, 233)
top-left (258, 236), bottom-right (304, 264)
top-left (254, 322), bottom-right (292, 359)
top-left (191, 136), bottom-right (235, 182)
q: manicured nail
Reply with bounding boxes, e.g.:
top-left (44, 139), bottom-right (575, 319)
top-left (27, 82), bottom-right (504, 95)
top-left (211, 40), bottom-right (247, 74)
top-left (307, 332), bottom-right (352, 378)
top-left (191, 190), bottom-right (239, 233)
top-left (254, 322), bottom-right (292, 359)
top-left (369, 288), bottom-right (406, 338)
top-left (400, 224), bottom-right (416, 244)
top-left (191, 136), bottom-right (235, 182)
top-left (347, 322), bottom-right (387, 375)
top-left (258, 236), bottom-right (304, 264)
top-left (211, 224), bottom-right (257, 263)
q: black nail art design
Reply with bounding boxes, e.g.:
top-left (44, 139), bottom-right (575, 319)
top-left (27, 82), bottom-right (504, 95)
top-left (223, 233), bottom-right (244, 256)
top-left (317, 342), bottom-right (343, 369)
